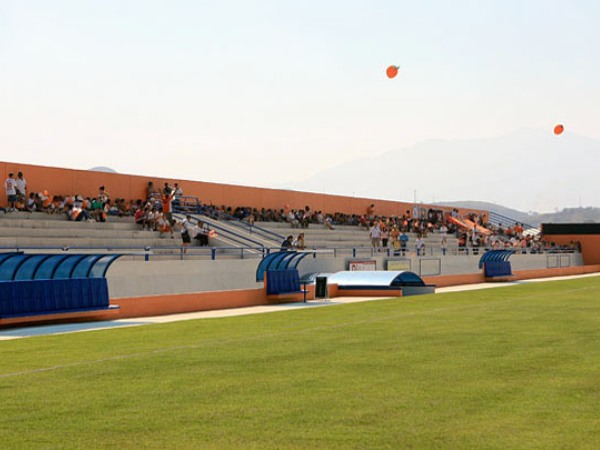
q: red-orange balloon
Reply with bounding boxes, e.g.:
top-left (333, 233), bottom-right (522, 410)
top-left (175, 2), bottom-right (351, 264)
top-left (554, 124), bottom-right (564, 135)
top-left (386, 65), bottom-right (399, 79)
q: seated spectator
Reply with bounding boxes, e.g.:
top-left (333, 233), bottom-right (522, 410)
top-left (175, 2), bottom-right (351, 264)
top-left (287, 210), bottom-right (299, 228)
top-left (194, 221), bottom-right (210, 246)
top-left (325, 215), bottom-right (335, 230)
top-left (26, 193), bottom-right (37, 212)
top-left (67, 204), bottom-right (94, 222)
top-left (105, 199), bottom-right (119, 216)
top-left (156, 211), bottom-right (173, 238)
top-left (293, 233), bottom-right (306, 250)
top-left (316, 211), bottom-right (325, 225)
top-left (90, 198), bottom-right (103, 221)
top-left (145, 205), bottom-right (157, 231)
top-left (280, 235), bottom-right (294, 251)
top-left (134, 207), bottom-right (146, 228)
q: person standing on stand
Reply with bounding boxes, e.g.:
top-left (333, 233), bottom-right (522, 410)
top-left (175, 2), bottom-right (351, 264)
top-left (369, 223), bottom-right (382, 249)
top-left (179, 214), bottom-right (195, 254)
top-left (4, 173), bottom-right (17, 212)
top-left (415, 235), bottom-right (425, 256)
top-left (173, 183), bottom-right (183, 210)
top-left (16, 172), bottom-right (26, 207)
top-left (439, 223), bottom-right (448, 255)
top-left (162, 187), bottom-right (175, 239)
top-left (399, 231), bottom-right (409, 256)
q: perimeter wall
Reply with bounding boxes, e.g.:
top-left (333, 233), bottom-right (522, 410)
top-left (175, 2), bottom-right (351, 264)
top-left (541, 224), bottom-right (600, 265)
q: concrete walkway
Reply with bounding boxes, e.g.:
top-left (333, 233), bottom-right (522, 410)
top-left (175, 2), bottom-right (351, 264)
top-left (0, 297), bottom-right (382, 340)
top-left (1, 272), bottom-right (598, 341)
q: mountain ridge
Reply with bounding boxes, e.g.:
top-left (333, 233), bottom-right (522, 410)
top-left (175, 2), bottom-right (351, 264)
top-left (434, 200), bottom-right (600, 227)
top-left (287, 129), bottom-right (600, 214)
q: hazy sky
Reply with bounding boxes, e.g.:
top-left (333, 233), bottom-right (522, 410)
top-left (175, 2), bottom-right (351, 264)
top-left (2, 1), bottom-right (598, 207)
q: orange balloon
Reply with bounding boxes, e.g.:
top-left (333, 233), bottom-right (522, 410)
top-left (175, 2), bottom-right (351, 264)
top-left (386, 65), bottom-right (399, 79)
top-left (554, 124), bottom-right (564, 135)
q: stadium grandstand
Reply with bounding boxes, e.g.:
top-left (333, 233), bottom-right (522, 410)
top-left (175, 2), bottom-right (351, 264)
top-left (1, 161), bottom-right (599, 326)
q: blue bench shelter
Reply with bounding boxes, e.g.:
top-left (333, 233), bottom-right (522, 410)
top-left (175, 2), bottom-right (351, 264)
top-left (0, 252), bottom-right (122, 320)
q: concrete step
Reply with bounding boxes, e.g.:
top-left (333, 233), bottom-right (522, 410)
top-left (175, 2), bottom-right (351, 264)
top-left (0, 218), bottom-right (138, 231)
top-left (0, 226), bottom-right (162, 239)
top-left (0, 236), bottom-right (182, 249)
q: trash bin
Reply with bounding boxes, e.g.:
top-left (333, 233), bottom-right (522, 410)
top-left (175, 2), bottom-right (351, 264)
top-left (315, 276), bottom-right (328, 299)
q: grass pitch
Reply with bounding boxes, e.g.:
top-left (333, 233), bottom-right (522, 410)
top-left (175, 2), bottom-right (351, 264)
top-left (1, 277), bottom-right (600, 449)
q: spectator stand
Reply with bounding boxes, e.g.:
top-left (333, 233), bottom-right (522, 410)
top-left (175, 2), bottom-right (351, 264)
top-left (0, 252), bottom-right (122, 326)
top-left (478, 249), bottom-right (516, 281)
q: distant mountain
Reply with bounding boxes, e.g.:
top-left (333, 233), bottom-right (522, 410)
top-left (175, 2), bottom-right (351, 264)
top-left (89, 166), bottom-right (118, 173)
top-left (434, 200), bottom-right (531, 223)
top-left (528, 207), bottom-right (600, 227)
top-left (435, 200), bottom-right (600, 227)
top-left (288, 129), bottom-right (600, 214)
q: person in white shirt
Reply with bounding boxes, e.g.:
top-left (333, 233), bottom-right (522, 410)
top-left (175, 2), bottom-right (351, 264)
top-left (16, 172), bottom-right (26, 204)
top-left (415, 235), bottom-right (425, 256)
top-left (4, 173), bottom-right (17, 211)
top-left (180, 214), bottom-right (195, 253)
top-left (173, 183), bottom-right (183, 210)
top-left (369, 223), bottom-right (381, 248)
top-left (439, 224), bottom-right (448, 255)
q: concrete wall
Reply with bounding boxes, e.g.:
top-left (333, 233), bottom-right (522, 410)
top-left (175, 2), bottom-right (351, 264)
top-left (106, 252), bottom-right (584, 299)
top-left (298, 252), bottom-right (584, 277)
top-left (107, 259), bottom-right (261, 298)
top-left (543, 234), bottom-right (600, 265)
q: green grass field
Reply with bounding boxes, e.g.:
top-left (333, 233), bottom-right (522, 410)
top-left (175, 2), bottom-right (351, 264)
top-left (1, 277), bottom-right (600, 449)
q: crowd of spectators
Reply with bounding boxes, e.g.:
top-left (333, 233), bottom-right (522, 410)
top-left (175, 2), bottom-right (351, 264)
top-left (3, 175), bottom-right (581, 254)
top-left (202, 202), bottom-right (580, 255)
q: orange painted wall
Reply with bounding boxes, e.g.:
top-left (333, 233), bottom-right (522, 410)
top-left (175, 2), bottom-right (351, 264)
top-left (422, 273), bottom-right (485, 287)
top-left (112, 288), bottom-right (267, 319)
top-left (0, 307), bottom-right (120, 327)
top-left (1, 161), bottom-right (486, 219)
top-left (423, 265), bottom-right (600, 288)
top-left (513, 265), bottom-right (600, 280)
top-left (542, 234), bottom-right (600, 265)
top-left (336, 288), bottom-right (403, 297)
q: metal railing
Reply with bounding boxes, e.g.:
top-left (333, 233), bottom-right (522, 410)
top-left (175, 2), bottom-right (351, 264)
top-left (173, 196), bottom-right (285, 244)
top-left (0, 244), bottom-right (578, 262)
top-left (488, 210), bottom-right (537, 232)
top-left (169, 197), bottom-right (270, 250)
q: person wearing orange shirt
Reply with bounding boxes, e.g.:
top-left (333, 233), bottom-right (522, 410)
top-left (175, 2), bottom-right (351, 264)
top-left (162, 189), bottom-right (175, 239)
